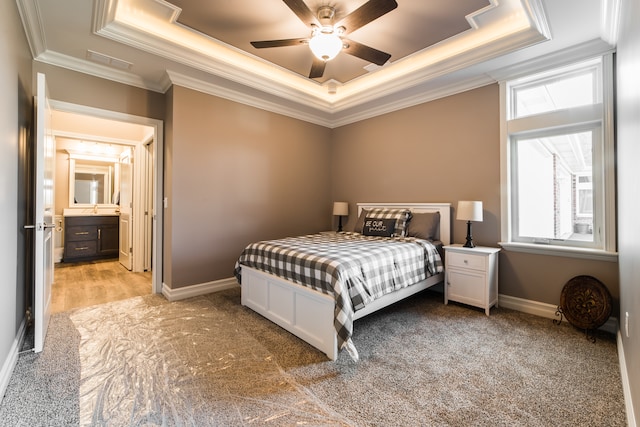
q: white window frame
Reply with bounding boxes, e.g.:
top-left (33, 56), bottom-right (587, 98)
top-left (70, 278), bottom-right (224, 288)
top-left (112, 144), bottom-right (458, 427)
top-left (499, 54), bottom-right (617, 262)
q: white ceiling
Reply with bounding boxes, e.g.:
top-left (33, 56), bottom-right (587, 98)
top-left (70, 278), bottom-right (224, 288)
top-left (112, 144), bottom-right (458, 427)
top-left (17, 0), bottom-right (619, 128)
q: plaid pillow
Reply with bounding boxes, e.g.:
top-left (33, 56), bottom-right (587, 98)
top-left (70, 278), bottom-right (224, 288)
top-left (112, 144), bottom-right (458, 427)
top-left (359, 208), bottom-right (412, 237)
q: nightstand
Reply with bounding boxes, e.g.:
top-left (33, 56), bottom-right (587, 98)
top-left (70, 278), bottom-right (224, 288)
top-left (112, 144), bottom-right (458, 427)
top-left (443, 244), bottom-right (500, 315)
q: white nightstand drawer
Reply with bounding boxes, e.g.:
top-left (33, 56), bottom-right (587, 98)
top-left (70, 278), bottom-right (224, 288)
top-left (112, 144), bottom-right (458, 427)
top-left (446, 251), bottom-right (485, 272)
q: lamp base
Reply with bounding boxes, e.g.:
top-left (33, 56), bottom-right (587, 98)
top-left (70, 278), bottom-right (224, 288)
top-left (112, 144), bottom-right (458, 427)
top-left (463, 220), bottom-right (475, 248)
top-left (337, 216), bottom-right (343, 232)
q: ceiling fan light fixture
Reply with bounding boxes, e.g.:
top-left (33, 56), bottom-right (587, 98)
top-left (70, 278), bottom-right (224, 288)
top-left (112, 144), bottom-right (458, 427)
top-left (309, 31), bottom-right (343, 62)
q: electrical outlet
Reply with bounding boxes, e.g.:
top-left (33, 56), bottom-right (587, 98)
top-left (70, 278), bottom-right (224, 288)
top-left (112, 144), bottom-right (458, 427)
top-left (625, 312), bottom-right (630, 338)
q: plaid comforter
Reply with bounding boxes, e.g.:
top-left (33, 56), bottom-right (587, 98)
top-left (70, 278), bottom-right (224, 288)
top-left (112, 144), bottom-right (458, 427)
top-left (234, 232), bottom-right (443, 358)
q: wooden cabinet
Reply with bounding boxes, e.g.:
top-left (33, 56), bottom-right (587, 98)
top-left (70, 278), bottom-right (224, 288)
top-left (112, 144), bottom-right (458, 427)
top-left (63, 215), bottom-right (119, 263)
top-left (444, 244), bottom-right (500, 315)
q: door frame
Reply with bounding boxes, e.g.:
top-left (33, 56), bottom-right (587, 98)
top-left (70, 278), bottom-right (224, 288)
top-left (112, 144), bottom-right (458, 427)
top-left (51, 100), bottom-right (164, 294)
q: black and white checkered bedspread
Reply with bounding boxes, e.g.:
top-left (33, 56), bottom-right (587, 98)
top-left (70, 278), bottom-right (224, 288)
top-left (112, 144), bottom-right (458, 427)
top-left (234, 232), bottom-right (443, 356)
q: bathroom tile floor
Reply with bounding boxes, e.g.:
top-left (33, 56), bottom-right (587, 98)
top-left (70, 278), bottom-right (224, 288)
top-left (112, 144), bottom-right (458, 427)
top-left (52, 259), bottom-right (152, 313)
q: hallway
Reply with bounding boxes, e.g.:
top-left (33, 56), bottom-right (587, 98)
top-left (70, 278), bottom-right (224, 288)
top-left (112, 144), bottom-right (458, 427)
top-left (52, 260), bottom-right (152, 313)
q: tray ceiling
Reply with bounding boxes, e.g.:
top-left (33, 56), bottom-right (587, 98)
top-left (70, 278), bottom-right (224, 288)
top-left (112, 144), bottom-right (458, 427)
top-left (171, 0), bottom-right (490, 84)
top-left (16, 0), bottom-right (617, 127)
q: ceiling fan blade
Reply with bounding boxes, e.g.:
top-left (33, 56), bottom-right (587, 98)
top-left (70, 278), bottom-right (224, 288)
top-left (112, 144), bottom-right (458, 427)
top-left (337, 0), bottom-right (398, 33)
top-left (309, 58), bottom-right (326, 79)
top-left (343, 39), bottom-right (391, 66)
top-left (282, 0), bottom-right (319, 26)
top-left (250, 38), bottom-right (309, 49)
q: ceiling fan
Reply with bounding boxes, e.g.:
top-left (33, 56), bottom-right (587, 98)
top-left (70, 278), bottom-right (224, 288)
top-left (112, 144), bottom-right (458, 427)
top-left (250, 0), bottom-right (398, 79)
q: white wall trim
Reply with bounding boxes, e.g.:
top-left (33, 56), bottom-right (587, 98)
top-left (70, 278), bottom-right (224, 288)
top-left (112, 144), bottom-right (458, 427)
top-left (499, 293), bottom-right (618, 335)
top-left (15, 0), bottom-right (46, 58)
top-left (498, 242), bottom-right (619, 262)
top-left (35, 50), bottom-right (165, 93)
top-left (166, 70), bottom-right (334, 128)
top-left (331, 74), bottom-right (495, 128)
top-left (618, 331), bottom-right (637, 427)
top-left (0, 320), bottom-right (27, 405)
top-left (488, 39), bottom-right (615, 82)
top-left (162, 278), bottom-right (239, 302)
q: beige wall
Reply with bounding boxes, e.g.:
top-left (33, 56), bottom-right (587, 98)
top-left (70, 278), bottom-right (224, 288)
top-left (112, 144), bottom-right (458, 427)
top-left (55, 151), bottom-right (70, 215)
top-left (164, 85), bottom-right (333, 289)
top-left (33, 63), bottom-right (165, 120)
top-left (0, 0), bottom-right (33, 391)
top-left (331, 84), bottom-right (619, 311)
top-left (30, 63), bottom-right (621, 312)
top-left (164, 87), bottom-right (174, 289)
top-left (616, 0), bottom-right (640, 419)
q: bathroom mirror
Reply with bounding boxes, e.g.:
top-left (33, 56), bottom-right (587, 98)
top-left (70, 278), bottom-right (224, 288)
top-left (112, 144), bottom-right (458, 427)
top-left (69, 157), bottom-right (119, 206)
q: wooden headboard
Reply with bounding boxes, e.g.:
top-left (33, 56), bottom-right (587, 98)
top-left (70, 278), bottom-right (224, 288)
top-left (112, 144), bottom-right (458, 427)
top-left (356, 203), bottom-right (452, 245)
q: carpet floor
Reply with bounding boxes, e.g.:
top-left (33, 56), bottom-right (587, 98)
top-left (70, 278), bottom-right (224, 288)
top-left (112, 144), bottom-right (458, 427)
top-left (0, 287), bottom-right (626, 426)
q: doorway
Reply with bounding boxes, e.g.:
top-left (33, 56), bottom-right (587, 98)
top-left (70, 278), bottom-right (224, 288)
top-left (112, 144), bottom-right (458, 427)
top-left (49, 101), bottom-right (163, 305)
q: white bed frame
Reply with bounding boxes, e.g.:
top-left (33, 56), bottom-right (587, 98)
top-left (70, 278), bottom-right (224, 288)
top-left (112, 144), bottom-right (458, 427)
top-left (240, 203), bottom-right (451, 360)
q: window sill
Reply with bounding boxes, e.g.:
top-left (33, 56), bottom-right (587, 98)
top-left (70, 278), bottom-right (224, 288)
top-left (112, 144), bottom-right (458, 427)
top-left (498, 242), bottom-right (618, 262)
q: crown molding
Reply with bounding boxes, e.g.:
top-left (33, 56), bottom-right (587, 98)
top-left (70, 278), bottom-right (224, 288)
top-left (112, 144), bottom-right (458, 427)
top-left (15, 0), bottom-right (47, 58)
top-left (93, 0), bottom-right (331, 108)
top-left (331, 24), bottom-right (548, 114)
top-left (331, 74), bottom-right (496, 128)
top-left (35, 50), bottom-right (165, 92)
top-left (19, 0), bottom-right (564, 129)
top-left (601, 0), bottom-right (622, 45)
top-left (94, 0), bottom-right (547, 110)
top-left (522, 0), bottom-right (553, 41)
top-left (487, 38), bottom-right (616, 82)
top-left (165, 71), bottom-right (334, 128)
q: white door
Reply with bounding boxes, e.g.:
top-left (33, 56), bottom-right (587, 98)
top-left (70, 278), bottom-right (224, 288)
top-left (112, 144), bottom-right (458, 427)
top-left (119, 149), bottom-right (133, 270)
top-left (33, 73), bottom-right (55, 353)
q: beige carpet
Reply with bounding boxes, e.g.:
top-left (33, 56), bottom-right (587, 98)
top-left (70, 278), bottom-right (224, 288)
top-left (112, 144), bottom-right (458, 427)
top-left (0, 287), bottom-right (626, 426)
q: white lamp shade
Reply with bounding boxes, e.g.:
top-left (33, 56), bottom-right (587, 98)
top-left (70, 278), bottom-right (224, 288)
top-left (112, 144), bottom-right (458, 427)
top-left (333, 202), bottom-right (349, 216)
top-left (456, 201), bottom-right (483, 222)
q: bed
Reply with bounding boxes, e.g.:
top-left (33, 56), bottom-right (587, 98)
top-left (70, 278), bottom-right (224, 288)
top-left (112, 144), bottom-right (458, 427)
top-left (235, 203), bottom-right (451, 361)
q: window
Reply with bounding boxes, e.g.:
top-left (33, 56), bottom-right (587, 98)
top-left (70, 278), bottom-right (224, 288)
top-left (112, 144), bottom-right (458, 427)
top-left (500, 55), bottom-right (616, 259)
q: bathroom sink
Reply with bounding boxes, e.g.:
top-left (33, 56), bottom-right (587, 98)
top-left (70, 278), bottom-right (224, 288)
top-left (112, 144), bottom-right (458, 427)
top-left (63, 208), bottom-right (120, 216)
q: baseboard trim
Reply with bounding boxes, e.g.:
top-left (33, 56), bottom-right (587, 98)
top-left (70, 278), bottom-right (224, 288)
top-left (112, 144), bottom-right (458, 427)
top-left (498, 294), bottom-right (618, 335)
top-left (0, 319), bottom-right (27, 405)
top-left (162, 277), bottom-right (239, 302)
top-left (618, 331), bottom-right (637, 427)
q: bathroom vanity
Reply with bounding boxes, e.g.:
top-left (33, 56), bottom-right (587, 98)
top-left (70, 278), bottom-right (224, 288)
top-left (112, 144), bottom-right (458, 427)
top-left (63, 215), bottom-right (119, 263)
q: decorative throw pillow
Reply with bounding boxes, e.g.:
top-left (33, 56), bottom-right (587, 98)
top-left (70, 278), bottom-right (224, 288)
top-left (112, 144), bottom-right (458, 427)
top-left (360, 208), bottom-right (412, 237)
top-left (406, 212), bottom-right (440, 240)
top-left (362, 218), bottom-right (396, 237)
